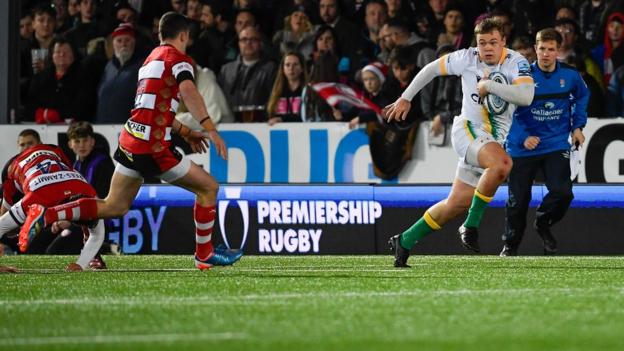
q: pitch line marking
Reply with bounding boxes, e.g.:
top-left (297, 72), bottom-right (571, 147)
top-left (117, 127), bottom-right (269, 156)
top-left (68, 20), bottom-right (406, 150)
top-left (2, 287), bottom-right (622, 307)
top-left (3, 332), bottom-right (246, 346)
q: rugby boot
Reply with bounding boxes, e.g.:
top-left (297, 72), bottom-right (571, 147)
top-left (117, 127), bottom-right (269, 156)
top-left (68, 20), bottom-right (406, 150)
top-left (194, 245), bottom-right (243, 270)
top-left (499, 245), bottom-right (518, 257)
top-left (458, 225), bottom-right (480, 253)
top-left (388, 234), bottom-right (411, 268)
top-left (535, 226), bottom-right (557, 255)
top-left (89, 254), bottom-right (107, 270)
top-left (18, 204), bottom-right (47, 253)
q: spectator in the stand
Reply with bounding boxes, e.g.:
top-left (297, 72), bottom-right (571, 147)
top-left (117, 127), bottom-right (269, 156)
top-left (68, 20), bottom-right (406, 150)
top-left (96, 23), bottom-right (146, 124)
top-left (169, 0), bottom-right (186, 14)
top-left (565, 54), bottom-right (606, 117)
top-left (386, 18), bottom-right (435, 70)
top-left (272, 7), bottom-right (315, 60)
top-left (361, 0), bottom-right (388, 64)
top-left (53, 0), bottom-right (73, 33)
top-left (189, 0), bottom-right (232, 72)
top-left (22, 5), bottom-right (57, 78)
top-left (267, 51), bottom-right (308, 125)
top-left (556, 18), bottom-right (605, 91)
top-left (274, 1), bottom-right (319, 32)
top-left (223, 9), bottom-right (277, 63)
top-left (219, 26), bottom-right (278, 122)
top-left (20, 13), bottom-right (34, 41)
top-left (65, 0), bottom-right (109, 57)
top-left (512, 36), bottom-right (537, 63)
top-left (347, 61), bottom-right (390, 129)
top-left (415, 11), bottom-right (437, 45)
top-left (176, 61), bottom-right (235, 128)
top-left (591, 12), bottom-right (624, 84)
top-left (186, 0), bottom-right (202, 21)
top-left (420, 44), bottom-right (462, 142)
top-left (510, 0), bottom-right (555, 39)
top-left (436, 5), bottom-right (471, 50)
top-left (302, 51), bottom-right (340, 121)
top-left (382, 46), bottom-right (422, 124)
top-left (377, 22), bottom-right (393, 63)
top-left (385, 0), bottom-right (416, 30)
top-left (28, 36), bottom-right (89, 123)
top-left (556, 5), bottom-right (578, 21)
top-left (579, 0), bottom-right (607, 43)
top-left (318, 0), bottom-right (362, 73)
top-left (490, 7), bottom-right (515, 45)
top-left (428, 0), bottom-right (449, 23)
top-left (114, 1), bottom-right (157, 53)
top-left (68, 0), bottom-right (80, 18)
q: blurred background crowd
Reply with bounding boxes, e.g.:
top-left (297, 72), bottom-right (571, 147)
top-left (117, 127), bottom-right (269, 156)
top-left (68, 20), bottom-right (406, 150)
top-left (16, 0), bottom-right (624, 129)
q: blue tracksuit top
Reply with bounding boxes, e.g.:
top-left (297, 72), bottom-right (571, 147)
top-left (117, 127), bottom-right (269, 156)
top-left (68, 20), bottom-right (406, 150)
top-left (506, 61), bottom-right (589, 157)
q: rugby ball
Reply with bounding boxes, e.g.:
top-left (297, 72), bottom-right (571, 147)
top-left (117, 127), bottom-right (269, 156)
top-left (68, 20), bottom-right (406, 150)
top-left (484, 71), bottom-right (509, 115)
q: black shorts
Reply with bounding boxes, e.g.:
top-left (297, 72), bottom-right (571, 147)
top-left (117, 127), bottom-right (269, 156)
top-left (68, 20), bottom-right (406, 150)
top-left (113, 145), bottom-right (190, 182)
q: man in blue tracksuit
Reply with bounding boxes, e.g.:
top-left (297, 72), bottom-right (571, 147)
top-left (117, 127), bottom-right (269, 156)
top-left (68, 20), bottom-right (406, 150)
top-left (501, 28), bottom-right (589, 256)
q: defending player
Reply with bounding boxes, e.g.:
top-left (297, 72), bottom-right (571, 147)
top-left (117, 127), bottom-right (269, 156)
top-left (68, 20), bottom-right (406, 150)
top-left (20, 12), bottom-right (241, 270)
top-left (384, 18), bottom-right (535, 266)
top-left (0, 144), bottom-right (104, 272)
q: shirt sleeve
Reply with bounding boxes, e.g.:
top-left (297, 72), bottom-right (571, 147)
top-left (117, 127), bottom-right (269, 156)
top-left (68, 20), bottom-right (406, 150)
top-left (509, 56), bottom-right (534, 85)
top-left (444, 49), bottom-right (472, 76)
top-left (171, 54), bottom-right (195, 84)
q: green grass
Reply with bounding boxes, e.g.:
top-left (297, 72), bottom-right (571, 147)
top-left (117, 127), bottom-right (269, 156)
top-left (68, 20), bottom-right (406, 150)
top-left (1, 255), bottom-right (623, 351)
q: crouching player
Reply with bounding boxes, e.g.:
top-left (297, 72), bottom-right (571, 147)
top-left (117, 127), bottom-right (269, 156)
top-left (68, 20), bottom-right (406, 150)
top-left (0, 144), bottom-right (104, 272)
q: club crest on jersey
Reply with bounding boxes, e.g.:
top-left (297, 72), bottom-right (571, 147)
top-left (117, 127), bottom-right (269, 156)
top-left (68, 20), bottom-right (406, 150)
top-left (560, 79), bottom-right (565, 87)
top-left (485, 71), bottom-right (510, 115)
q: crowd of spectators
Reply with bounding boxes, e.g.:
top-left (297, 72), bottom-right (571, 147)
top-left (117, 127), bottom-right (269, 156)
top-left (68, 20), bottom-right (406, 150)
top-left (17, 0), bottom-right (624, 127)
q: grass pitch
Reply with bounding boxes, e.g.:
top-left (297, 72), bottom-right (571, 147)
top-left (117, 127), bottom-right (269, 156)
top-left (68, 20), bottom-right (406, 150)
top-left (1, 255), bottom-right (623, 351)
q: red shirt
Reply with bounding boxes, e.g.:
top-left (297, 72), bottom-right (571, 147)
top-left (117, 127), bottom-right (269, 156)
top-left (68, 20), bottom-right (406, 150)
top-left (119, 44), bottom-right (194, 154)
top-left (3, 145), bottom-right (87, 206)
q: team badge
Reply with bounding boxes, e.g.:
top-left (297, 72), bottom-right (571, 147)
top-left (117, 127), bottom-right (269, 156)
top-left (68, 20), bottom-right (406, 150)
top-left (485, 71), bottom-right (510, 115)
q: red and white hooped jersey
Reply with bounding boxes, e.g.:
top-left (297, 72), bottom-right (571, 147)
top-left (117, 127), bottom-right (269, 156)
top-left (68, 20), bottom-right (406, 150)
top-left (119, 44), bottom-right (194, 154)
top-left (2, 144), bottom-right (89, 207)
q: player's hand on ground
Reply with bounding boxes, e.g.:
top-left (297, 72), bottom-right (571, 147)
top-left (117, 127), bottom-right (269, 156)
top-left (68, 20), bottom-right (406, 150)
top-left (524, 136), bottom-right (540, 150)
top-left (184, 130), bottom-right (210, 154)
top-left (51, 220), bottom-right (72, 234)
top-left (384, 98), bottom-right (411, 122)
top-left (572, 128), bottom-right (585, 147)
top-left (207, 130), bottom-right (228, 160)
top-left (65, 263), bottom-right (83, 272)
top-left (0, 265), bottom-right (19, 273)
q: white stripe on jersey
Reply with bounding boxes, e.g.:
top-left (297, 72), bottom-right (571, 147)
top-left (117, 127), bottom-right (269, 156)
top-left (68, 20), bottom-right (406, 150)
top-left (138, 60), bottom-right (165, 81)
top-left (18, 150), bottom-right (59, 168)
top-left (172, 61), bottom-right (194, 80)
top-left (134, 93), bottom-right (157, 110)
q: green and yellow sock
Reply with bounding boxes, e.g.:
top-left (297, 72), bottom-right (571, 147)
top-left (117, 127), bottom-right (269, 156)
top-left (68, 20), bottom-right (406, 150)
top-left (463, 189), bottom-right (493, 228)
top-left (400, 211), bottom-right (441, 249)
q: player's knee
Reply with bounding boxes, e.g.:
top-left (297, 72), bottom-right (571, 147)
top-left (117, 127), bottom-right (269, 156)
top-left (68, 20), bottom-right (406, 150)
top-left (491, 156), bottom-right (512, 181)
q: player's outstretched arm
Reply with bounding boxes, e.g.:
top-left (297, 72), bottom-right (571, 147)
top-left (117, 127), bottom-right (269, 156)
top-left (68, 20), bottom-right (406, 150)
top-left (385, 58), bottom-right (445, 121)
top-left (178, 80), bottom-right (228, 159)
top-left (481, 80), bottom-right (535, 106)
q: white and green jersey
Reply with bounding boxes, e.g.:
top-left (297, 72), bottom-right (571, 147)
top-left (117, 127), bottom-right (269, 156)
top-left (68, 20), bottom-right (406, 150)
top-left (439, 47), bottom-right (533, 143)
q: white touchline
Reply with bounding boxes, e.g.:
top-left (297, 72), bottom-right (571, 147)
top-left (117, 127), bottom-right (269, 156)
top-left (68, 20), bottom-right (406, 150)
top-left (2, 287), bottom-right (622, 307)
top-left (4, 332), bottom-right (247, 346)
